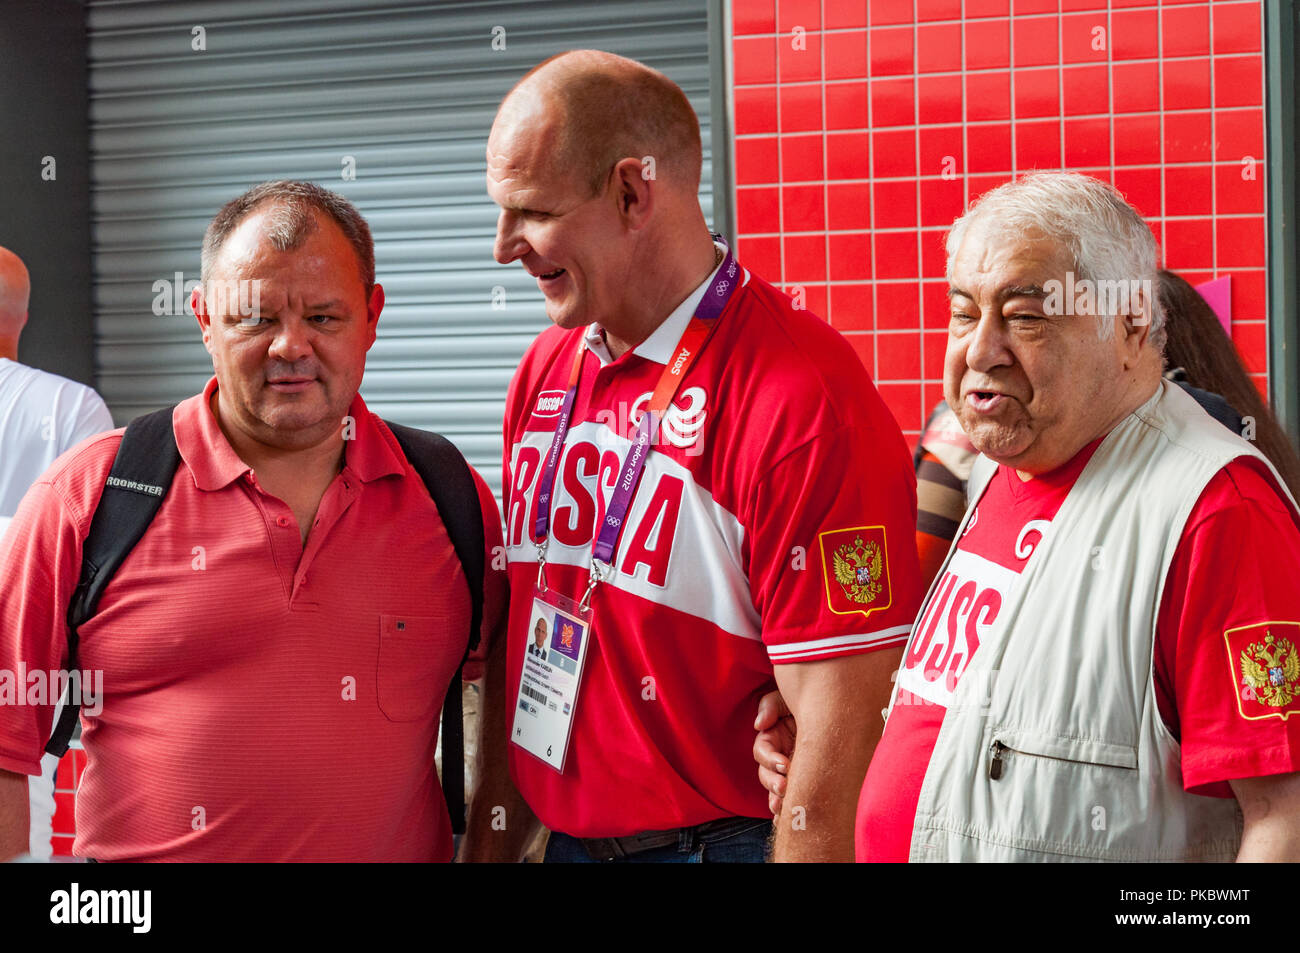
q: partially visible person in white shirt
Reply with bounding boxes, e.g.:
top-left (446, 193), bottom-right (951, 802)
top-left (0, 245), bottom-right (114, 861)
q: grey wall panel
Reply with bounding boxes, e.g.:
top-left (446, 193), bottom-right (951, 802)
top-left (87, 0), bottom-right (717, 497)
top-left (1, 0), bottom-right (95, 387)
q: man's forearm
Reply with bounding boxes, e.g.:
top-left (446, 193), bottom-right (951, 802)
top-left (1237, 821), bottom-right (1300, 861)
top-left (462, 742), bottom-right (538, 861)
top-left (0, 768), bottom-right (30, 862)
top-left (771, 724), bottom-right (873, 862)
top-left (1231, 773), bottom-right (1300, 861)
top-left (769, 649), bottom-right (898, 862)
top-left (459, 631), bottom-right (540, 861)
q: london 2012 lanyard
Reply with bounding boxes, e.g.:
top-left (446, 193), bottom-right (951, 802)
top-left (532, 238), bottom-right (740, 608)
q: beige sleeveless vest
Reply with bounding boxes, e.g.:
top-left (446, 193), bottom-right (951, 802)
top-left (895, 381), bottom-right (1297, 862)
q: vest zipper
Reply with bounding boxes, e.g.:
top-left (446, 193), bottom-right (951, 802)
top-left (988, 739), bottom-right (1134, 780)
top-left (989, 740), bottom-right (1007, 780)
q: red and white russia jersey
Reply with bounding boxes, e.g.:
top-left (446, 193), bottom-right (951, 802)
top-left (501, 264), bottom-right (924, 837)
top-left (858, 440), bottom-right (1300, 862)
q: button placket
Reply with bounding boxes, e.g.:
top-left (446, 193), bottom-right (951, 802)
top-left (294, 471), bottom-right (361, 598)
top-left (241, 475), bottom-right (300, 603)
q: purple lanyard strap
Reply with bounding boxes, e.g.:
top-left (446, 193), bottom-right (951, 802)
top-left (532, 240), bottom-right (740, 603)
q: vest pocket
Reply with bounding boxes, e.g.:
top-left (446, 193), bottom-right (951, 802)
top-left (988, 735), bottom-right (1138, 780)
top-left (977, 730), bottom-right (1140, 858)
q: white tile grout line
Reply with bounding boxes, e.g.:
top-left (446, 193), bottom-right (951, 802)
top-left (1107, 2), bottom-right (1116, 188)
top-left (1010, 5), bottom-right (1018, 181)
top-left (962, 0), bottom-right (970, 316)
top-left (914, 0), bottom-right (926, 424)
top-left (733, 48), bottom-right (1260, 79)
top-left (868, 5), bottom-right (880, 382)
top-left (775, 0), bottom-right (786, 290)
top-left (1208, 0), bottom-right (1219, 294)
top-left (738, 208), bottom-right (1261, 223)
top-left (733, 102), bottom-right (1262, 128)
top-left (1157, 0), bottom-right (1166, 267)
top-left (1059, 0), bottom-right (1067, 171)
top-left (725, 0), bottom-right (739, 248)
top-left (821, 0), bottom-right (831, 326)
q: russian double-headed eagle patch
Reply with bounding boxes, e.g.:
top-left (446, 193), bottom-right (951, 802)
top-left (818, 526), bottom-right (892, 619)
top-left (1226, 621), bottom-right (1300, 722)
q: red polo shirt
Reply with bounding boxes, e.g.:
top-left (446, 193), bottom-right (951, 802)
top-left (0, 377), bottom-right (504, 861)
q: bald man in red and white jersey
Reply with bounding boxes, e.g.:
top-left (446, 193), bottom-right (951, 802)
top-left (460, 51), bottom-right (924, 863)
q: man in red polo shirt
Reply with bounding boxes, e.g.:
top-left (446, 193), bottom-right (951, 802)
top-left (459, 51), bottom-right (923, 863)
top-left (0, 181), bottom-right (504, 861)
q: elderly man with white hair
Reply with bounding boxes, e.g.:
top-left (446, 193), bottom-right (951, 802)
top-left (760, 172), bottom-right (1300, 862)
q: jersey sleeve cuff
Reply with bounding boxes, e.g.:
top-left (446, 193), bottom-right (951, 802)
top-left (767, 624), bottom-right (911, 664)
top-left (1182, 743), bottom-right (1300, 795)
top-left (0, 748), bottom-right (44, 777)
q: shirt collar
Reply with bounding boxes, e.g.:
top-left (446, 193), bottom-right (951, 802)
top-left (584, 240), bottom-right (736, 367)
top-left (175, 376), bottom-right (404, 491)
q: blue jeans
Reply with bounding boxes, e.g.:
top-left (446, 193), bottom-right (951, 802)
top-left (544, 818), bottom-right (772, 863)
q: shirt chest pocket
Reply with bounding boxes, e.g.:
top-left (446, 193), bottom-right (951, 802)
top-left (376, 614), bottom-right (459, 723)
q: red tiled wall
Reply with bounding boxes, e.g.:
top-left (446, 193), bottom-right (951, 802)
top-left (50, 745), bottom-right (83, 857)
top-left (731, 0), bottom-right (1269, 443)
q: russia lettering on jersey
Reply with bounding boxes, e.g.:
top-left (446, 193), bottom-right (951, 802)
top-left (506, 418), bottom-right (743, 614)
top-left (896, 516), bottom-right (1051, 706)
top-left (858, 452), bottom-right (1088, 862)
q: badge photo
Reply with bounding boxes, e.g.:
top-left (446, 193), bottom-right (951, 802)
top-left (527, 616), bottom-right (550, 662)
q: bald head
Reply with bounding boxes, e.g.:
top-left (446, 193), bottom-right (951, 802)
top-left (0, 247), bottom-right (31, 342)
top-left (493, 50), bottom-right (703, 197)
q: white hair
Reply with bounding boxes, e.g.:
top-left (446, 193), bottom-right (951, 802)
top-left (945, 172), bottom-right (1164, 349)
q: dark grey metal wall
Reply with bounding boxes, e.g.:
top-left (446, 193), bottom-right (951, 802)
top-left (87, 0), bottom-right (719, 491)
top-left (1, 0), bottom-right (95, 387)
top-left (1266, 0), bottom-right (1300, 441)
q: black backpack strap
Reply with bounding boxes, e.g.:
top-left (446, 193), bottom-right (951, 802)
top-left (47, 407), bottom-right (180, 756)
top-left (385, 421), bottom-right (485, 836)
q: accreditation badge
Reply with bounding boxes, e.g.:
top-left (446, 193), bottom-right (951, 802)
top-left (509, 586), bottom-right (593, 772)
